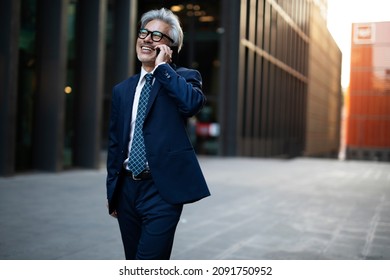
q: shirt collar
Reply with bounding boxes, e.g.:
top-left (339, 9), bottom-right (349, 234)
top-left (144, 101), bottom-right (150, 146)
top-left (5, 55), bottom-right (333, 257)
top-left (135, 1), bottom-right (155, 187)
top-left (140, 67), bottom-right (154, 82)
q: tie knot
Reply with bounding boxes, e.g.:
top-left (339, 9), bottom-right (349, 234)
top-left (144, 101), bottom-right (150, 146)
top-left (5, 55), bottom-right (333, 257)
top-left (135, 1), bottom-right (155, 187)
top-left (145, 73), bottom-right (153, 83)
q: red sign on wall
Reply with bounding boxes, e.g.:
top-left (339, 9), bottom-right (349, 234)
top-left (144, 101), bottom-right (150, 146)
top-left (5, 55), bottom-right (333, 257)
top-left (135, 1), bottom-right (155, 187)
top-left (353, 23), bottom-right (375, 44)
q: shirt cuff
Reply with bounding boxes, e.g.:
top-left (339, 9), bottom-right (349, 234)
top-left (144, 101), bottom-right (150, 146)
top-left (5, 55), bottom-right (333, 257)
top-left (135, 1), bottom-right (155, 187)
top-left (153, 62), bottom-right (167, 72)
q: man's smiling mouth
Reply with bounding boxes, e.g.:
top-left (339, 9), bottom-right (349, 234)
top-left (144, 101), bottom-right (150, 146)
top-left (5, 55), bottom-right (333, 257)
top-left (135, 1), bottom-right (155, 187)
top-left (141, 46), bottom-right (154, 52)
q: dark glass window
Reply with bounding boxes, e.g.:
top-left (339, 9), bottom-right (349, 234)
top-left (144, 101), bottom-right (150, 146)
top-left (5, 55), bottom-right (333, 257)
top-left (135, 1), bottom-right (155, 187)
top-left (16, 0), bottom-right (37, 171)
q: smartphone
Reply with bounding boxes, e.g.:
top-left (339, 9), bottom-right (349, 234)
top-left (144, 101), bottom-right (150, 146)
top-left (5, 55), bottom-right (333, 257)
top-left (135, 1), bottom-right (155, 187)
top-left (170, 46), bottom-right (179, 64)
top-left (155, 46), bottom-right (179, 65)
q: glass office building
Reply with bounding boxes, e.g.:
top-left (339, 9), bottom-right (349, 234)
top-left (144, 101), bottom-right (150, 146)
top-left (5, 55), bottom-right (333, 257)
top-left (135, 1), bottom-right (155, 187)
top-left (0, 0), bottom-right (341, 175)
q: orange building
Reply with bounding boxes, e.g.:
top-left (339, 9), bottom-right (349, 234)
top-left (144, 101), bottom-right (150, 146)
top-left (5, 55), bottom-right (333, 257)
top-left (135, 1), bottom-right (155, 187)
top-left (346, 22), bottom-right (390, 161)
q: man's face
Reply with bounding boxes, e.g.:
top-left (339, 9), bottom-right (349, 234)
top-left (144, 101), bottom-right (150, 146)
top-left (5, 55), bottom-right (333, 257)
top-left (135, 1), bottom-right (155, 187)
top-left (136, 19), bottom-right (172, 69)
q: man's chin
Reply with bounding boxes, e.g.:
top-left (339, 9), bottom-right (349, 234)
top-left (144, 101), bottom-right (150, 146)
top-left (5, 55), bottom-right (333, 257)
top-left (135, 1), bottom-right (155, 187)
top-left (138, 55), bottom-right (155, 63)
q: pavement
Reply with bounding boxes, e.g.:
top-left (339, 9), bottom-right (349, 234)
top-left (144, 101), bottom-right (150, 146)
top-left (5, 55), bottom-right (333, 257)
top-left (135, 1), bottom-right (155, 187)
top-left (1, 156), bottom-right (390, 260)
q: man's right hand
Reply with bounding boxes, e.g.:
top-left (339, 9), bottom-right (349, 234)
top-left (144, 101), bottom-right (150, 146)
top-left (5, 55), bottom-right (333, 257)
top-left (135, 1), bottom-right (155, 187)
top-left (107, 200), bottom-right (118, 218)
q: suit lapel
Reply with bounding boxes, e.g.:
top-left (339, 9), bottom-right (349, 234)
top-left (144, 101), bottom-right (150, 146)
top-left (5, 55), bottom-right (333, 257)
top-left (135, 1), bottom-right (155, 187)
top-left (122, 74), bottom-right (140, 145)
top-left (121, 73), bottom-right (160, 142)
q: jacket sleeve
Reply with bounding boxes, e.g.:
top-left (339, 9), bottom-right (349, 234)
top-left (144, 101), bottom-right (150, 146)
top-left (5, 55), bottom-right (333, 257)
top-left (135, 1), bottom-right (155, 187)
top-left (153, 63), bottom-right (206, 117)
top-left (106, 86), bottom-right (120, 200)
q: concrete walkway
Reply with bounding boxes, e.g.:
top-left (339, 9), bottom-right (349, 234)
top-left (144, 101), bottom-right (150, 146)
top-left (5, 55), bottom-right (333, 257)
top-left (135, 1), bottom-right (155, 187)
top-left (1, 157), bottom-right (390, 260)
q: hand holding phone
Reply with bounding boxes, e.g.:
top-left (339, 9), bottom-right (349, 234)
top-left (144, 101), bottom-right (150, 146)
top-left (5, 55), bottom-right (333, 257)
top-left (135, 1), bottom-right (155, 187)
top-left (155, 44), bottom-right (175, 65)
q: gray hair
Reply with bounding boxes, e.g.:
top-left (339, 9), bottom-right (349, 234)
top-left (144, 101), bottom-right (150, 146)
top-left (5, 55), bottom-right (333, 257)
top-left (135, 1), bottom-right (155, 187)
top-left (140, 8), bottom-right (184, 52)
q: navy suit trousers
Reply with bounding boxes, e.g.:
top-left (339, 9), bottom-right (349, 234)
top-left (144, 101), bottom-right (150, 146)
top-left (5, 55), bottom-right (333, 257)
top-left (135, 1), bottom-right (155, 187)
top-left (116, 175), bottom-right (183, 260)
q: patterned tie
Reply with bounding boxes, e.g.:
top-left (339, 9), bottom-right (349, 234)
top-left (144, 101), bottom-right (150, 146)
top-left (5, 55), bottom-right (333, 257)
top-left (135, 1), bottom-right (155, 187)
top-left (128, 73), bottom-right (153, 176)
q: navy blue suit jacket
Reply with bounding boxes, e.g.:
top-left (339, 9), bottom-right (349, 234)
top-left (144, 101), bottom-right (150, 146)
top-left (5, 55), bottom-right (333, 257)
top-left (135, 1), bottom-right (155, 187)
top-left (106, 63), bottom-right (210, 214)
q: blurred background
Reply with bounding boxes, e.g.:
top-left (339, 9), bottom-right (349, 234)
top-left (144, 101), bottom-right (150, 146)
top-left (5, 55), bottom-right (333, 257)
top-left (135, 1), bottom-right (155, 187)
top-left (1, 0), bottom-right (389, 176)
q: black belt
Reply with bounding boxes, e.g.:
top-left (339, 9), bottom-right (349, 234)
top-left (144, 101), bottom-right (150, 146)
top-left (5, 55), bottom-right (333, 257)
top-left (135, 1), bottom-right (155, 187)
top-left (123, 169), bottom-right (152, 181)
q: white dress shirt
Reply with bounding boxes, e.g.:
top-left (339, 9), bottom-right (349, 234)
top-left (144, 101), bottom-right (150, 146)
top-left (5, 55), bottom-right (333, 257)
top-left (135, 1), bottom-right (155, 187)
top-left (123, 64), bottom-right (164, 169)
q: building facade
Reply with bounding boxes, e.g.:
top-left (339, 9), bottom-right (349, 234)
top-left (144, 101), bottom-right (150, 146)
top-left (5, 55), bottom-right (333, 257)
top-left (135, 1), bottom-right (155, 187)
top-left (305, 0), bottom-right (342, 157)
top-left (345, 22), bottom-right (390, 161)
top-left (1, 0), bottom-right (137, 175)
top-left (0, 0), bottom-right (342, 176)
top-left (219, 0), bottom-right (342, 157)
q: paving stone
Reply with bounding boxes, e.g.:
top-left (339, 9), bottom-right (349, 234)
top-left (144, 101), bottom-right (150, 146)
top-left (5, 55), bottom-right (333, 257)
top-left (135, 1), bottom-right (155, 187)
top-left (1, 157), bottom-right (390, 260)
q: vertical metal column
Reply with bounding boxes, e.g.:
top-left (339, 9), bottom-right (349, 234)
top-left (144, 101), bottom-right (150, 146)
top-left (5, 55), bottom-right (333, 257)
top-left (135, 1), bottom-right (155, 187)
top-left (0, 0), bottom-right (20, 176)
top-left (218, 0), bottom-right (242, 156)
top-left (113, 0), bottom-right (137, 83)
top-left (33, 0), bottom-right (68, 171)
top-left (73, 0), bottom-right (107, 168)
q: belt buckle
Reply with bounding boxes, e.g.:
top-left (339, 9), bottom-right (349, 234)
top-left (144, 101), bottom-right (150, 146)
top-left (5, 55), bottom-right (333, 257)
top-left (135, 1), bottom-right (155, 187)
top-left (132, 173), bottom-right (141, 181)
